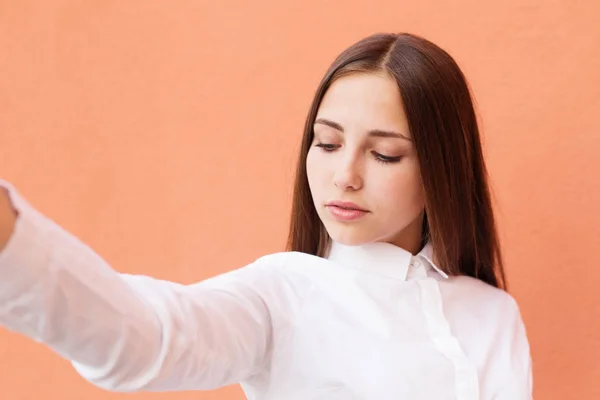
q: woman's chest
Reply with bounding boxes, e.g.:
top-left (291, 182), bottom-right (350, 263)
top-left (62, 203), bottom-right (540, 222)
top-left (264, 288), bottom-right (458, 399)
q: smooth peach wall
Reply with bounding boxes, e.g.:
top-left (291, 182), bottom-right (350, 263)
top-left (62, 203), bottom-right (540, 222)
top-left (1, 1), bottom-right (598, 399)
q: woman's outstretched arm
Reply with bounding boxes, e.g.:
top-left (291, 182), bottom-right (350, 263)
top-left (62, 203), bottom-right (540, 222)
top-left (0, 180), bottom-right (275, 392)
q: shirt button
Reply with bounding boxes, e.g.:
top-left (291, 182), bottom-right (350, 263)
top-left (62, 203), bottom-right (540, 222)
top-left (410, 257), bottom-right (427, 278)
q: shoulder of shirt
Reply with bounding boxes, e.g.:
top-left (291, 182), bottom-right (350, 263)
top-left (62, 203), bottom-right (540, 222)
top-left (253, 251), bottom-right (295, 266)
top-left (252, 250), bottom-right (323, 269)
top-left (249, 251), bottom-right (329, 282)
top-left (447, 274), bottom-right (524, 317)
top-left (241, 251), bottom-right (321, 314)
top-left (245, 250), bottom-right (345, 289)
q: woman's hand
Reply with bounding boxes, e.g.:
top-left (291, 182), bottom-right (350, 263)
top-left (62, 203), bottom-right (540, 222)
top-left (0, 187), bottom-right (18, 252)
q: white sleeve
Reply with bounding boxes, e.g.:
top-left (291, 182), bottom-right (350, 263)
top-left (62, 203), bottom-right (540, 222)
top-left (0, 180), bottom-right (275, 392)
top-left (492, 294), bottom-right (534, 400)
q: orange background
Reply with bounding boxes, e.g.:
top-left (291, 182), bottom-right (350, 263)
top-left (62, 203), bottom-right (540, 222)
top-left (1, 1), bottom-right (598, 399)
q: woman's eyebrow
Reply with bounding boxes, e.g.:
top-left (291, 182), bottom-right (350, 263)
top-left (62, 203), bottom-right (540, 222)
top-left (314, 118), bottom-right (411, 141)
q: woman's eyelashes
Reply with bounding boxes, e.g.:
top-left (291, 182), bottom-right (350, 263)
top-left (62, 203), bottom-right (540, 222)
top-left (314, 142), bottom-right (403, 164)
top-left (373, 152), bottom-right (402, 164)
top-left (314, 142), bottom-right (339, 151)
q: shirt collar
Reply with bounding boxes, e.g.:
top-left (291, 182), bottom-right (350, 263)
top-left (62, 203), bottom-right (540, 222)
top-left (326, 240), bottom-right (448, 281)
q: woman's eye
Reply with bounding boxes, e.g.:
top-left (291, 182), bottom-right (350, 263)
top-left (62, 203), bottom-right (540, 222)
top-left (315, 143), bottom-right (339, 151)
top-left (314, 143), bottom-right (402, 164)
top-left (373, 152), bottom-right (403, 164)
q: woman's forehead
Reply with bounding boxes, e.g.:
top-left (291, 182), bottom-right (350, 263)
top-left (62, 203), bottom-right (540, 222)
top-left (316, 73), bottom-right (410, 138)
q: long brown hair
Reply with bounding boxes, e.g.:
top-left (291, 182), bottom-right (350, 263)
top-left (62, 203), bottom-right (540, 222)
top-left (286, 32), bottom-right (506, 290)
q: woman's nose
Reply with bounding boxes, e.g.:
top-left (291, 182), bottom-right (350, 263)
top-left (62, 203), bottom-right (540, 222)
top-left (333, 159), bottom-right (363, 191)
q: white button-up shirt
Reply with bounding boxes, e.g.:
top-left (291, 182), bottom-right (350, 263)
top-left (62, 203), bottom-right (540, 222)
top-left (0, 180), bottom-right (532, 399)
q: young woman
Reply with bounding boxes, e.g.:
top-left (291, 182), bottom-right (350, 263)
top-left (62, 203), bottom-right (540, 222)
top-left (0, 32), bottom-right (532, 399)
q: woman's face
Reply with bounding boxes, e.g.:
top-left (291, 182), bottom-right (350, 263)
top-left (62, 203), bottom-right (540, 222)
top-left (306, 72), bottom-right (425, 253)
